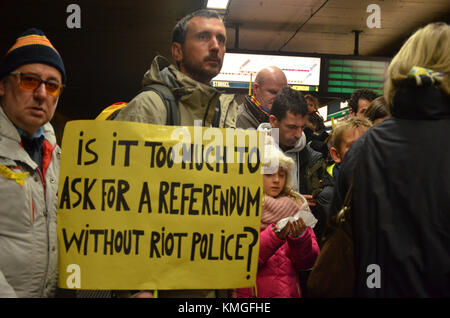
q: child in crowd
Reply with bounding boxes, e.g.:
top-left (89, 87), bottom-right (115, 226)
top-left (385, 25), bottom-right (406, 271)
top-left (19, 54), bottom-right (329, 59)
top-left (316, 116), bottom-right (372, 221)
top-left (235, 146), bottom-right (319, 298)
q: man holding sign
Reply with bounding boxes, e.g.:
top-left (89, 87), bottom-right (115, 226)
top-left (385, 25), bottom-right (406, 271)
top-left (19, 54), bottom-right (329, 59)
top-left (116, 10), bottom-right (237, 298)
top-left (116, 8), bottom-right (236, 299)
top-left (114, 9), bottom-right (237, 129)
top-left (58, 9), bottom-right (260, 299)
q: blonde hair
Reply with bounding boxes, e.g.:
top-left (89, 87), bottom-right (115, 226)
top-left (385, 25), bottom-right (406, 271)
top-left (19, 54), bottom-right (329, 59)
top-left (262, 145), bottom-right (301, 201)
top-left (384, 22), bottom-right (450, 109)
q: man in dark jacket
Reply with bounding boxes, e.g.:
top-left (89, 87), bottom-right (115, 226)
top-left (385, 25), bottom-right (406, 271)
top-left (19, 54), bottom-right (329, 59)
top-left (332, 22), bottom-right (450, 297)
top-left (260, 86), bottom-right (326, 297)
top-left (259, 87), bottom-right (326, 204)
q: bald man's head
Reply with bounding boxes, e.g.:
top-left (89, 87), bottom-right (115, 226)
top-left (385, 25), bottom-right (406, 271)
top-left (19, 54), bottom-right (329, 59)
top-left (253, 66), bottom-right (287, 111)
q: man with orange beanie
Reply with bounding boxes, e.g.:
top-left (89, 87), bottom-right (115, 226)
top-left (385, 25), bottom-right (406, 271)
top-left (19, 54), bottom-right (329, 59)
top-left (0, 28), bottom-right (66, 297)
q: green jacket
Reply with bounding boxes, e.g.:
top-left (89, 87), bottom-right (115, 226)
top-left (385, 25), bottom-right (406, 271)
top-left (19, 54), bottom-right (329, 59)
top-left (113, 56), bottom-right (235, 298)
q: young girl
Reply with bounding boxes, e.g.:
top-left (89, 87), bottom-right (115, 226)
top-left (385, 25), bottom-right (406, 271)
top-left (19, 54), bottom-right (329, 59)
top-left (236, 147), bottom-right (320, 298)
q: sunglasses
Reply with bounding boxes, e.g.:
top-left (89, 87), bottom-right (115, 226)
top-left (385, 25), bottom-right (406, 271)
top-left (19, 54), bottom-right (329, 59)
top-left (9, 72), bottom-right (64, 97)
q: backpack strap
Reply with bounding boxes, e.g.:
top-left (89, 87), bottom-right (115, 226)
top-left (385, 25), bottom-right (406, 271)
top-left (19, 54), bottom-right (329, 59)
top-left (211, 99), bottom-right (221, 128)
top-left (97, 83), bottom-right (222, 127)
top-left (140, 83), bottom-right (180, 126)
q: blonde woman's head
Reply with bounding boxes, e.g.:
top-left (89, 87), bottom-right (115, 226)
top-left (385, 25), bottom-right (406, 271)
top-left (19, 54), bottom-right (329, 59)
top-left (384, 22), bottom-right (450, 110)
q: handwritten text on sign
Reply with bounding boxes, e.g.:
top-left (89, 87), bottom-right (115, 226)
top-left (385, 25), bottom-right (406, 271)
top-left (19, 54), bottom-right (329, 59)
top-left (57, 120), bottom-right (264, 290)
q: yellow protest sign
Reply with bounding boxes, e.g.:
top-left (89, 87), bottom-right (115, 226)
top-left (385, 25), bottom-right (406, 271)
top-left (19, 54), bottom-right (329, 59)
top-left (57, 120), bottom-right (264, 290)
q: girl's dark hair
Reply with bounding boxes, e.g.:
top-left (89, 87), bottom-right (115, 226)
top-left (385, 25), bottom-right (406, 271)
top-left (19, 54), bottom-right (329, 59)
top-left (365, 96), bottom-right (390, 123)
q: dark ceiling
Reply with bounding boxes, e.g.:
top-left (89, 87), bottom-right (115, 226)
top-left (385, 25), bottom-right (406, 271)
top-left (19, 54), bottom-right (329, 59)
top-left (1, 0), bottom-right (449, 126)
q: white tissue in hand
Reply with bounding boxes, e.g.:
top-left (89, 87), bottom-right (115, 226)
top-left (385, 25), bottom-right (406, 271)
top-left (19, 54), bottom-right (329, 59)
top-left (275, 210), bottom-right (318, 232)
top-left (298, 210), bottom-right (318, 228)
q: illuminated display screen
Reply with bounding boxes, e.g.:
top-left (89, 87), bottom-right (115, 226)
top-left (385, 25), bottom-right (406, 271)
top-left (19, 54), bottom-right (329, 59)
top-left (211, 52), bottom-right (321, 91)
top-left (324, 58), bottom-right (389, 95)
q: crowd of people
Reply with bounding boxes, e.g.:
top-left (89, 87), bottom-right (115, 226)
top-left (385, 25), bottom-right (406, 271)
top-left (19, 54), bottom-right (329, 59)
top-left (0, 7), bottom-right (448, 298)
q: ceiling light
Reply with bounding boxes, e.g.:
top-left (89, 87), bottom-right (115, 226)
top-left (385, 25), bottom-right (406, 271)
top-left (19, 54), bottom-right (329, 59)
top-left (206, 0), bottom-right (229, 10)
